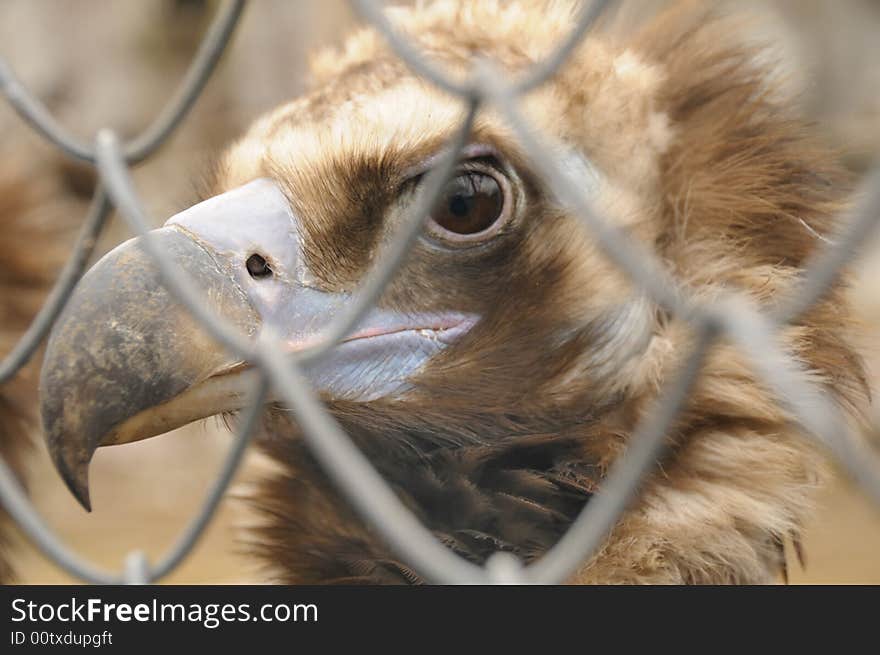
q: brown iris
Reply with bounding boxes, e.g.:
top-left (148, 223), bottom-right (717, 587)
top-left (430, 172), bottom-right (504, 236)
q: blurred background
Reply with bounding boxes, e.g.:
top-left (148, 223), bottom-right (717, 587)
top-left (1, 0), bottom-right (879, 584)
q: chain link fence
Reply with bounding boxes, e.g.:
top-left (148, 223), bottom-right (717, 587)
top-left (1, 0), bottom-right (880, 584)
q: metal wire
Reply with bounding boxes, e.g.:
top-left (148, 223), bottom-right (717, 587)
top-left (0, 187), bottom-right (110, 384)
top-left (1, 0), bottom-right (879, 585)
top-left (0, 0), bottom-right (245, 164)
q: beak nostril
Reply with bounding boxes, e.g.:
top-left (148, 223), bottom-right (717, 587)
top-left (246, 253), bottom-right (273, 279)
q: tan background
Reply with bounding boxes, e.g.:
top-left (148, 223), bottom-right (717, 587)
top-left (2, 0), bottom-right (879, 583)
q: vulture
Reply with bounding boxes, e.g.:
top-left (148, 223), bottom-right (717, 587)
top-left (39, 0), bottom-right (870, 584)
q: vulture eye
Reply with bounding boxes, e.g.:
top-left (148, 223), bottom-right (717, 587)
top-left (246, 253), bottom-right (273, 279)
top-left (428, 170), bottom-right (510, 243)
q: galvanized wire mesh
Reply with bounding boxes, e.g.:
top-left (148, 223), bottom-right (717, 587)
top-left (1, 0), bottom-right (880, 585)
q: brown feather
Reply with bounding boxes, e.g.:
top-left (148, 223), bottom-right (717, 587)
top-left (209, 1), bottom-right (871, 584)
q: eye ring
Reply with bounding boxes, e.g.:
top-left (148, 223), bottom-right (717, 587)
top-left (425, 164), bottom-right (513, 245)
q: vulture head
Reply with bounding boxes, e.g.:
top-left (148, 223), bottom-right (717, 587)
top-left (39, 1), bottom-right (869, 583)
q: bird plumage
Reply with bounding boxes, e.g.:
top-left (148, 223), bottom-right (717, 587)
top-left (36, 0), bottom-right (870, 585)
top-left (224, 0), bottom-right (869, 584)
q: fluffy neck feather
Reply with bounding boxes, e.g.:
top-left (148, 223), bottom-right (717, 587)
top-left (250, 404), bottom-right (608, 584)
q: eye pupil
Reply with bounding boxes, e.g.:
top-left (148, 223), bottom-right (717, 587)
top-left (246, 253), bottom-right (273, 279)
top-left (449, 194), bottom-right (470, 217)
top-left (431, 172), bottom-right (504, 237)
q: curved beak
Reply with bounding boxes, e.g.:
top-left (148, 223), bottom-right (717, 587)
top-left (40, 179), bottom-right (475, 510)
